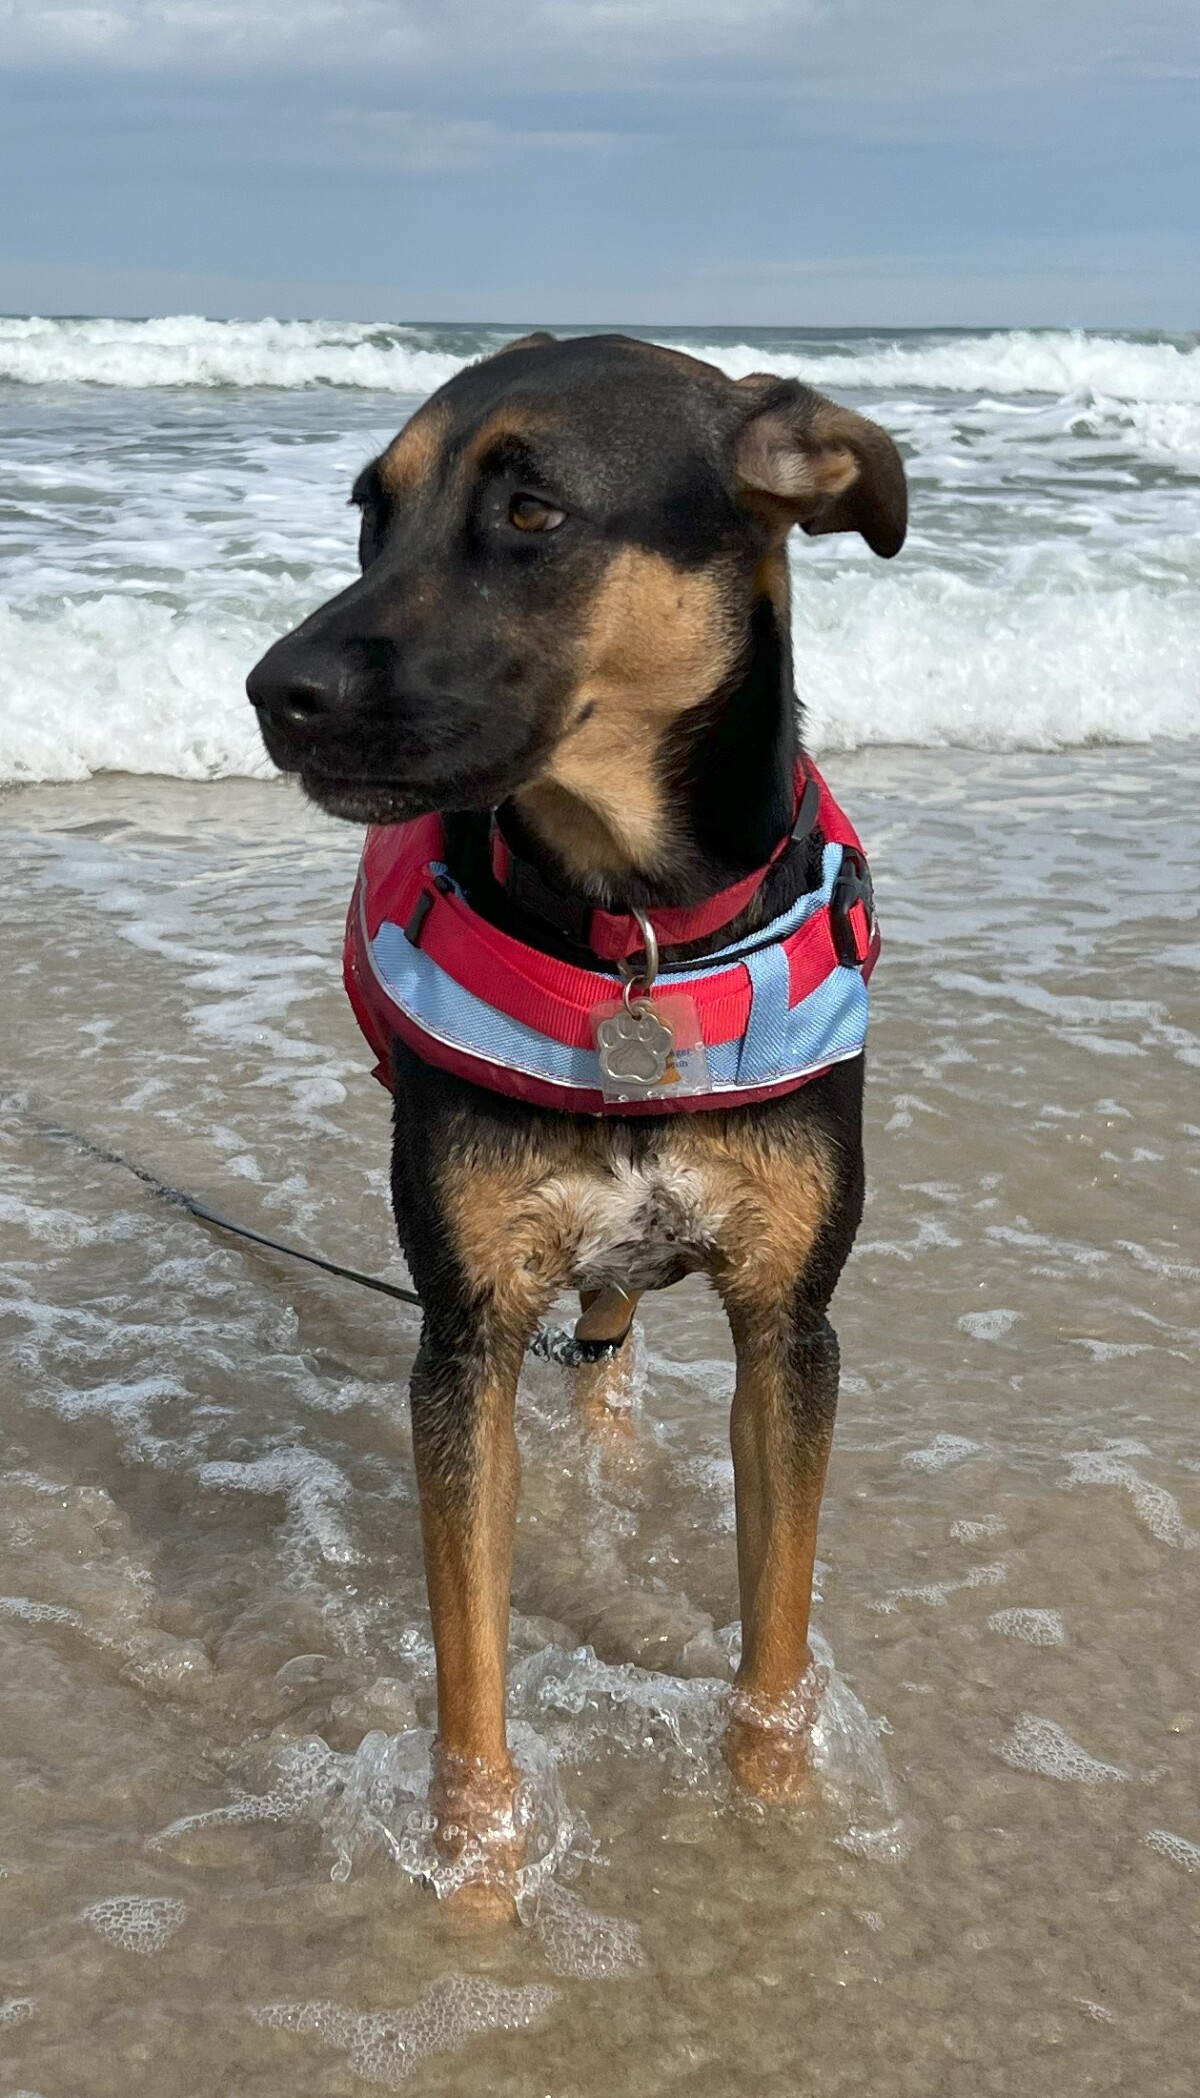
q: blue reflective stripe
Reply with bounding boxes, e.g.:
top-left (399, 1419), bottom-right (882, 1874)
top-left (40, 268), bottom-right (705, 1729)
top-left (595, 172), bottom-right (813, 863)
top-left (368, 886), bottom-right (869, 1101)
top-left (736, 940), bottom-right (794, 1084)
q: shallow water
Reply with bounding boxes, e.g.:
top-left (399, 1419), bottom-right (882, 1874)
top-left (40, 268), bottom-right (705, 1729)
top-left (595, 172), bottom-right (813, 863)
top-left (1, 743), bottom-right (1198, 2095)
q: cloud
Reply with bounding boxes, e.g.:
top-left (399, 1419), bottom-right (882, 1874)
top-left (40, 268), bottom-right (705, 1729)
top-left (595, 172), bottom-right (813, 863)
top-left (323, 106), bottom-right (631, 175)
top-left (0, 0), bottom-right (820, 70)
top-left (4, 1), bottom-right (1192, 89)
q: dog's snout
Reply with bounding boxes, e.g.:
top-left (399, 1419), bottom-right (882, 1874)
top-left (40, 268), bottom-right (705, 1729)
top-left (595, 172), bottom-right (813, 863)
top-left (246, 641), bottom-right (345, 728)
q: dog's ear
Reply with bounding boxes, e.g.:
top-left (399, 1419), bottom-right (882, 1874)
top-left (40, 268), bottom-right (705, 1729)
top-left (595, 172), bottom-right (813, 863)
top-left (494, 331), bottom-right (557, 356)
top-left (733, 377), bottom-right (906, 557)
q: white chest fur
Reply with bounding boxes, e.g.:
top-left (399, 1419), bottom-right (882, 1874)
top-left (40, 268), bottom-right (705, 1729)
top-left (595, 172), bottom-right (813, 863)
top-left (544, 1157), bottom-right (731, 1293)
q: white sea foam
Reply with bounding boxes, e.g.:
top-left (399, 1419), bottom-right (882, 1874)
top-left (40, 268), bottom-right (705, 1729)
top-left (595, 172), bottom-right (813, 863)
top-left (150, 1633), bottom-right (901, 1894)
top-left (903, 1434), bottom-right (982, 1474)
top-left (4, 317), bottom-right (1199, 405)
top-left (251, 1976), bottom-right (557, 2089)
top-left (950, 1516), bottom-right (1006, 1542)
top-left (1063, 1441), bottom-right (1199, 1550)
top-left (987, 1607), bottom-right (1068, 1647)
top-left (0, 314), bottom-right (469, 394)
top-left (1146, 1829), bottom-right (1200, 1872)
top-left (995, 1715), bottom-right (1129, 1784)
top-left (693, 329), bottom-right (1200, 404)
top-left (3, 317), bottom-right (1198, 784)
top-left (957, 1309), bottom-right (1021, 1341)
top-left (81, 1895), bottom-right (188, 1954)
top-left (0, 598), bottom-right (273, 785)
top-left (5, 563), bottom-right (1196, 785)
top-left (794, 566), bottom-right (1200, 758)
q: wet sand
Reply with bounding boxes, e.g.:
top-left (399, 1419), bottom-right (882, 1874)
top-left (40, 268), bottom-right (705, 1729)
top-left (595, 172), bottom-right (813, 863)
top-left (1, 743), bottom-right (1198, 2095)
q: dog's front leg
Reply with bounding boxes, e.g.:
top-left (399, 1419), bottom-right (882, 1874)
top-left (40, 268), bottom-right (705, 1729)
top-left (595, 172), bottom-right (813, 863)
top-left (410, 1307), bottom-right (527, 1917)
top-left (721, 1293), bottom-right (841, 1799)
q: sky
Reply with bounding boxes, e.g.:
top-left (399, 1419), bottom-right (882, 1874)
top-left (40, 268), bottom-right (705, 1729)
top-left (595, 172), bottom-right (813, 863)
top-left (1, 1), bottom-right (1197, 327)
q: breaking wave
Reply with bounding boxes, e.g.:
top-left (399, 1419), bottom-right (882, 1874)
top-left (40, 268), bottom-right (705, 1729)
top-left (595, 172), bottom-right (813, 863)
top-left (3, 314), bottom-right (1199, 404)
top-left (2, 315), bottom-right (1197, 780)
top-left (0, 314), bottom-right (472, 394)
top-left (2, 563), bottom-right (1196, 785)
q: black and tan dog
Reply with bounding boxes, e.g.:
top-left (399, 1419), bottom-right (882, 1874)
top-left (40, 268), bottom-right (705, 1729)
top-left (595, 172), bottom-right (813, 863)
top-left (247, 333), bottom-right (905, 1911)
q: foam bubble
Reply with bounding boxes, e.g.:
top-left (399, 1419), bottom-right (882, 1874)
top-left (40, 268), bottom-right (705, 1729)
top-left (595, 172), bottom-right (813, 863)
top-left (81, 1895), bottom-right (188, 1953)
top-left (957, 1310), bottom-right (1021, 1341)
top-left (251, 1975), bottom-right (557, 2089)
top-left (987, 1608), bottom-right (1067, 1647)
top-left (871, 1559), bottom-right (1009, 1613)
top-left (870, 1582), bottom-right (954, 1613)
top-left (904, 1435), bottom-right (983, 1474)
top-left (0, 1595), bottom-right (85, 1628)
top-left (807, 1630), bottom-right (905, 1858)
top-left (1146, 1829), bottom-right (1200, 1872)
top-left (154, 1636), bottom-right (901, 1891)
top-left (533, 1881), bottom-right (644, 1980)
top-left (995, 1715), bottom-right (1129, 1784)
top-left (950, 1516), bottom-right (1006, 1542)
top-left (0, 1997), bottom-right (35, 2026)
top-left (1063, 1443), bottom-right (1199, 1549)
top-left (511, 1643), bottom-right (725, 1776)
top-left (328, 1723), bottom-right (589, 1910)
top-left (150, 1737), bottom-right (344, 1852)
top-left (198, 1447), bottom-right (361, 1568)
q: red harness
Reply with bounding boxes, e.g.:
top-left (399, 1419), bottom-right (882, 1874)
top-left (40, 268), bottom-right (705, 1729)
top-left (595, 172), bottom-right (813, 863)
top-left (344, 761), bottom-right (878, 1115)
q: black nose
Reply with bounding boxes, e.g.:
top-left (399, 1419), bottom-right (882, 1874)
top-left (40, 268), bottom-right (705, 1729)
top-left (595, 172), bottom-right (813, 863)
top-left (246, 640), bottom-right (342, 726)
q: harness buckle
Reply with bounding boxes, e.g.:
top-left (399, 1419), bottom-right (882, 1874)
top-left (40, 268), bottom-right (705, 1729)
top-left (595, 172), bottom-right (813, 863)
top-left (830, 851), bottom-right (876, 969)
top-left (403, 872), bottom-right (453, 948)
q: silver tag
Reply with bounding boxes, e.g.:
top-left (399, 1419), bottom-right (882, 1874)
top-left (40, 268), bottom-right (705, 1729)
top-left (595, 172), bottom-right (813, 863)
top-left (595, 999), bottom-right (676, 1096)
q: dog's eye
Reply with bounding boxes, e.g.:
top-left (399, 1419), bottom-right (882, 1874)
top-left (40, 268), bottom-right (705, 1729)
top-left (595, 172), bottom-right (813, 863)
top-left (508, 494), bottom-right (565, 533)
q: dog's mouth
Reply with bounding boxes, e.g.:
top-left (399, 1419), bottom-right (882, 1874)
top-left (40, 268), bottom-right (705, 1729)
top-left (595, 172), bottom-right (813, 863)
top-left (289, 729), bottom-right (555, 829)
top-left (297, 772), bottom-right (427, 826)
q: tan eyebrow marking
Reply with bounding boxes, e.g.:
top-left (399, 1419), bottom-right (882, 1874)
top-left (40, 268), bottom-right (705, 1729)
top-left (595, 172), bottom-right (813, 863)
top-left (378, 402), bottom-right (452, 495)
top-left (461, 405), bottom-right (556, 473)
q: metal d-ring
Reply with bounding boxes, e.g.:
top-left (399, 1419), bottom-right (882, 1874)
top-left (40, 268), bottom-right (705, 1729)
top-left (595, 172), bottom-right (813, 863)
top-left (619, 908), bottom-right (660, 1011)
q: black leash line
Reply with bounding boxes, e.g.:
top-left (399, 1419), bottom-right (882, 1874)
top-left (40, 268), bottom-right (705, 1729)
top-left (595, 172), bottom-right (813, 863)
top-left (38, 1118), bottom-right (423, 1306)
top-left (34, 1116), bottom-right (628, 1365)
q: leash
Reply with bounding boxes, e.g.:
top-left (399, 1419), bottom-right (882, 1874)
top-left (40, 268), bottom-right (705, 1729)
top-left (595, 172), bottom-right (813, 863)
top-left (33, 1116), bottom-right (627, 1366)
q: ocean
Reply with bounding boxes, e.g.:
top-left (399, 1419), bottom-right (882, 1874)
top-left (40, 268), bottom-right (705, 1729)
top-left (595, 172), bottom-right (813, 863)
top-left (1, 319), bottom-right (1198, 2095)
top-left (2, 316), bottom-right (1199, 781)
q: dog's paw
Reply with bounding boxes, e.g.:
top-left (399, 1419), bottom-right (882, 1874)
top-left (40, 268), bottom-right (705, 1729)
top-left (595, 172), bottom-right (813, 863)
top-left (427, 1744), bottom-right (526, 1917)
top-left (443, 1879), bottom-right (520, 1926)
top-left (724, 1670), bottom-right (822, 1802)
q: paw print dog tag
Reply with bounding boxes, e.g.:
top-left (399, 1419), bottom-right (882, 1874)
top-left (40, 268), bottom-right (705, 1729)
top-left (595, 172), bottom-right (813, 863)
top-left (591, 991), bottom-right (711, 1103)
top-left (597, 1002), bottom-right (675, 1089)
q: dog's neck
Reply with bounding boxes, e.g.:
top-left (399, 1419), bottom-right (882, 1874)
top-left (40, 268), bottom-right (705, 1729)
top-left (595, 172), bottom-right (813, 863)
top-left (505, 594), bottom-right (799, 912)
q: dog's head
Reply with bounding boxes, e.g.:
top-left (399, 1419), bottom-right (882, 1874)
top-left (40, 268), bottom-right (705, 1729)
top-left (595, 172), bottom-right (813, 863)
top-left (247, 334), bottom-right (905, 868)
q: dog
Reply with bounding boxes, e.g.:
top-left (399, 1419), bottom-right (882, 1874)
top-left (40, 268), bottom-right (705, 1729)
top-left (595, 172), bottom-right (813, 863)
top-left (247, 332), bottom-right (906, 1913)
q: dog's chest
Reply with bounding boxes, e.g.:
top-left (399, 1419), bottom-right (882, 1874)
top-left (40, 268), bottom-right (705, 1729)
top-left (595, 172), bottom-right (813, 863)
top-left (552, 1159), bottom-right (726, 1293)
